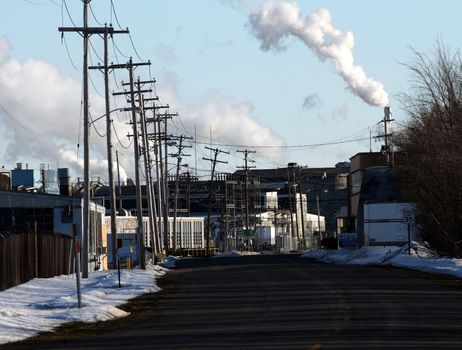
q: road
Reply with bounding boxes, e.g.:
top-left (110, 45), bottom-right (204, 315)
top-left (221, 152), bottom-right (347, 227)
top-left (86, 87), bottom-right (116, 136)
top-left (5, 254), bottom-right (462, 349)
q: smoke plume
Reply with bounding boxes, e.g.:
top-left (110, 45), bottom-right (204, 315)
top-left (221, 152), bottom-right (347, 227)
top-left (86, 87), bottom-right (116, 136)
top-left (249, 2), bottom-right (389, 107)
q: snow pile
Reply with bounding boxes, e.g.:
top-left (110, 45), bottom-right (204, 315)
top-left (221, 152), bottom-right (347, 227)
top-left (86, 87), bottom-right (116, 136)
top-left (303, 242), bottom-right (462, 279)
top-left (0, 265), bottom-right (165, 345)
top-left (160, 255), bottom-right (181, 269)
top-left (213, 251), bottom-right (261, 257)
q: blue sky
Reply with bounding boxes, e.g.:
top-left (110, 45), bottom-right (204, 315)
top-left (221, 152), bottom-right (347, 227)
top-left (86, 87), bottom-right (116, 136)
top-left (0, 0), bottom-right (460, 180)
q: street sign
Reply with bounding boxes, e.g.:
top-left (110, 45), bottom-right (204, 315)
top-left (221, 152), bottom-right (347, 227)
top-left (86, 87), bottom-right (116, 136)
top-left (403, 209), bottom-right (415, 224)
top-left (338, 233), bottom-right (357, 249)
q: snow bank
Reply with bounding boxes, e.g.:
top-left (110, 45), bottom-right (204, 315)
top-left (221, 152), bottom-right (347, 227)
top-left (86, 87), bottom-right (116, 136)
top-left (0, 265), bottom-right (165, 345)
top-left (303, 242), bottom-right (462, 279)
top-left (159, 255), bottom-right (181, 269)
top-left (213, 251), bottom-right (261, 257)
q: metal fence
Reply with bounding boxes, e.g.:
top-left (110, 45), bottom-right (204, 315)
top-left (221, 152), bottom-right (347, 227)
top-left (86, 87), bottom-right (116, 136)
top-left (0, 230), bottom-right (74, 291)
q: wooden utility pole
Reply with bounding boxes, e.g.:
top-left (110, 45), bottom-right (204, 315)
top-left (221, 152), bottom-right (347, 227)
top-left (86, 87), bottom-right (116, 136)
top-left (58, 1), bottom-right (125, 277)
top-left (138, 93), bottom-right (157, 261)
top-left (141, 98), bottom-right (164, 260)
top-left (135, 83), bottom-right (161, 263)
top-left (378, 106), bottom-right (394, 165)
top-left (297, 165), bottom-right (306, 250)
top-left (203, 147), bottom-right (229, 256)
top-left (113, 58), bottom-right (151, 269)
top-left (116, 150), bottom-right (123, 211)
top-left (237, 150), bottom-right (256, 249)
top-left (133, 79), bottom-right (157, 259)
top-left (171, 135), bottom-right (192, 251)
top-left (145, 103), bottom-right (170, 256)
top-left (88, 26), bottom-right (128, 270)
top-left (287, 168), bottom-right (296, 250)
top-left (156, 111), bottom-right (178, 253)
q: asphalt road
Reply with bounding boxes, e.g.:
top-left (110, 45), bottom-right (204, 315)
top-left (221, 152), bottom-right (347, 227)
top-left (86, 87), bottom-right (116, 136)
top-left (6, 254), bottom-right (462, 349)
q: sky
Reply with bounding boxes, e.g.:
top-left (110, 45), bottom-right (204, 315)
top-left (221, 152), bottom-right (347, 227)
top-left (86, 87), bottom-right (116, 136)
top-left (0, 0), bottom-right (460, 182)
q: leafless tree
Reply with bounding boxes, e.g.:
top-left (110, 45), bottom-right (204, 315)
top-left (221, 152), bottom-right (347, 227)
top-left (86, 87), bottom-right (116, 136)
top-left (396, 42), bottom-right (462, 257)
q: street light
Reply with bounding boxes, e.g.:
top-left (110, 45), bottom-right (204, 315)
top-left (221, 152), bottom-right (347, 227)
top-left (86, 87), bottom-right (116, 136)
top-left (90, 106), bottom-right (141, 125)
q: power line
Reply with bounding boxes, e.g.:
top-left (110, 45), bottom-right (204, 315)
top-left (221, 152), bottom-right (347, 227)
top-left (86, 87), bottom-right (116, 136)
top-left (193, 136), bottom-right (370, 150)
top-left (89, 3), bottom-right (103, 25)
top-left (62, 0), bottom-right (77, 27)
top-left (88, 37), bottom-right (104, 62)
top-left (0, 103), bottom-right (50, 137)
top-left (111, 37), bottom-right (130, 59)
top-left (88, 112), bottom-right (107, 138)
top-left (110, 0), bottom-right (124, 30)
top-left (61, 33), bottom-right (79, 70)
top-left (112, 122), bottom-right (132, 149)
top-left (128, 32), bottom-right (146, 63)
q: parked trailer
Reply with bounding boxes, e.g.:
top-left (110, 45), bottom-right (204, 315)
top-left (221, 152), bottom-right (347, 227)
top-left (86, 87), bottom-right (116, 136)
top-left (363, 202), bottom-right (417, 246)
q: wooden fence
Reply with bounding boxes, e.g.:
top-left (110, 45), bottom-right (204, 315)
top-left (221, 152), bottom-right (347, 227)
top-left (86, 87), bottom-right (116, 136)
top-left (0, 230), bottom-right (74, 291)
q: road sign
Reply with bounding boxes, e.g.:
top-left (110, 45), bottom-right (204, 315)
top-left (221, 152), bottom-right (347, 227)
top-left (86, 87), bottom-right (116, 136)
top-left (403, 209), bottom-right (415, 224)
top-left (338, 233), bottom-right (357, 249)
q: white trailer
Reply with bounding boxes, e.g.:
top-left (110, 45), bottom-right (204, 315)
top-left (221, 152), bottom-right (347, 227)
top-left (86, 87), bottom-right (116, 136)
top-left (363, 202), bottom-right (418, 246)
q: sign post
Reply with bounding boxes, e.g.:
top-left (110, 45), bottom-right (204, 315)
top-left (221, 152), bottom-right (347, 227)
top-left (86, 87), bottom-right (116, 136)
top-left (403, 209), bottom-right (415, 255)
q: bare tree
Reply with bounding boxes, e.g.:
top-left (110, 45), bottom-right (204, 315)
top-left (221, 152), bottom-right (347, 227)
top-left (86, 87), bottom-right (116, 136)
top-left (396, 42), bottom-right (462, 257)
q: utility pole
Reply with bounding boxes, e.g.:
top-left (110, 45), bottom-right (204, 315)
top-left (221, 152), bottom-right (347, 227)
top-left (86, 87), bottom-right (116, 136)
top-left (163, 112), bottom-right (178, 253)
top-left (88, 26), bottom-right (128, 270)
top-left (151, 110), bottom-right (164, 256)
top-left (237, 149), bottom-right (256, 249)
top-left (134, 79), bottom-right (159, 263)
top-left (138, 92), bottom-right (158, 262)
top-left (203, 147), bottom-right (229, 256)
top-left (58, 1), bottom-right (126, 277)
top-left (145, 103), bottom-right (170, 256)
top-left (154, 115), bottom-right (167, 253)
top-left (142, 99), bottom-right (165, 260)
top-left (287, 168), bottom-right (296, 250)
top-left (116, 150), bottom-right (123, 211)
top-left (378, 106), bottom-right (394, 165)
top-left (317, 195), bottom-right (322, 245)
top-left (297, 165), bottom-right (306, 250)
top-left (171, 135), bottom-right (192, 252)
top-left (113, 58), bottom-right (151, 269)
top-left (288, 163), bottom-right (301, 250)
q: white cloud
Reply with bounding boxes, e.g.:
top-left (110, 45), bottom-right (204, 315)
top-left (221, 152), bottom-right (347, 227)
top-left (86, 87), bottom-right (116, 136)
top-left (0, 36), bottom-right (131, 181)
top-left (157, 71), bottom-right (286, 162)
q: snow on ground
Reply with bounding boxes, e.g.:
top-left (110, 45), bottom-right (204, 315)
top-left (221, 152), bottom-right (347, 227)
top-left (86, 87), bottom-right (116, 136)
top-left (159, 255), bottom-right (181, 268)
top-left (213, 251), bottom-right (261, 257)
top-left (0, 265), bottom-right (167, 345)
top-left (303, 241), bottom-right (462, 279)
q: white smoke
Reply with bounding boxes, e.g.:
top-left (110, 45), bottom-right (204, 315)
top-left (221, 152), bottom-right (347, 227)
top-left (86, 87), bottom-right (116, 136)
top-left (59, 149), bottom-right (128, 182)
top-left (0, 36), bottom-right (131, 181)
top-left (249, 2), bottom-right (389, 107)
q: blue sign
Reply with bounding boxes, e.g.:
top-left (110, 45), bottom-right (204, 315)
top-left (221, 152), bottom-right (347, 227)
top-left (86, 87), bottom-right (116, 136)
top-left (338, 233), bottom-right (357, 249)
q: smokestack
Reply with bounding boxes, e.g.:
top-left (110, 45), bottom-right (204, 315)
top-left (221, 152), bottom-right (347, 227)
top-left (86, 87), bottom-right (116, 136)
top-left (58, 168), bottom-right (72, 196)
